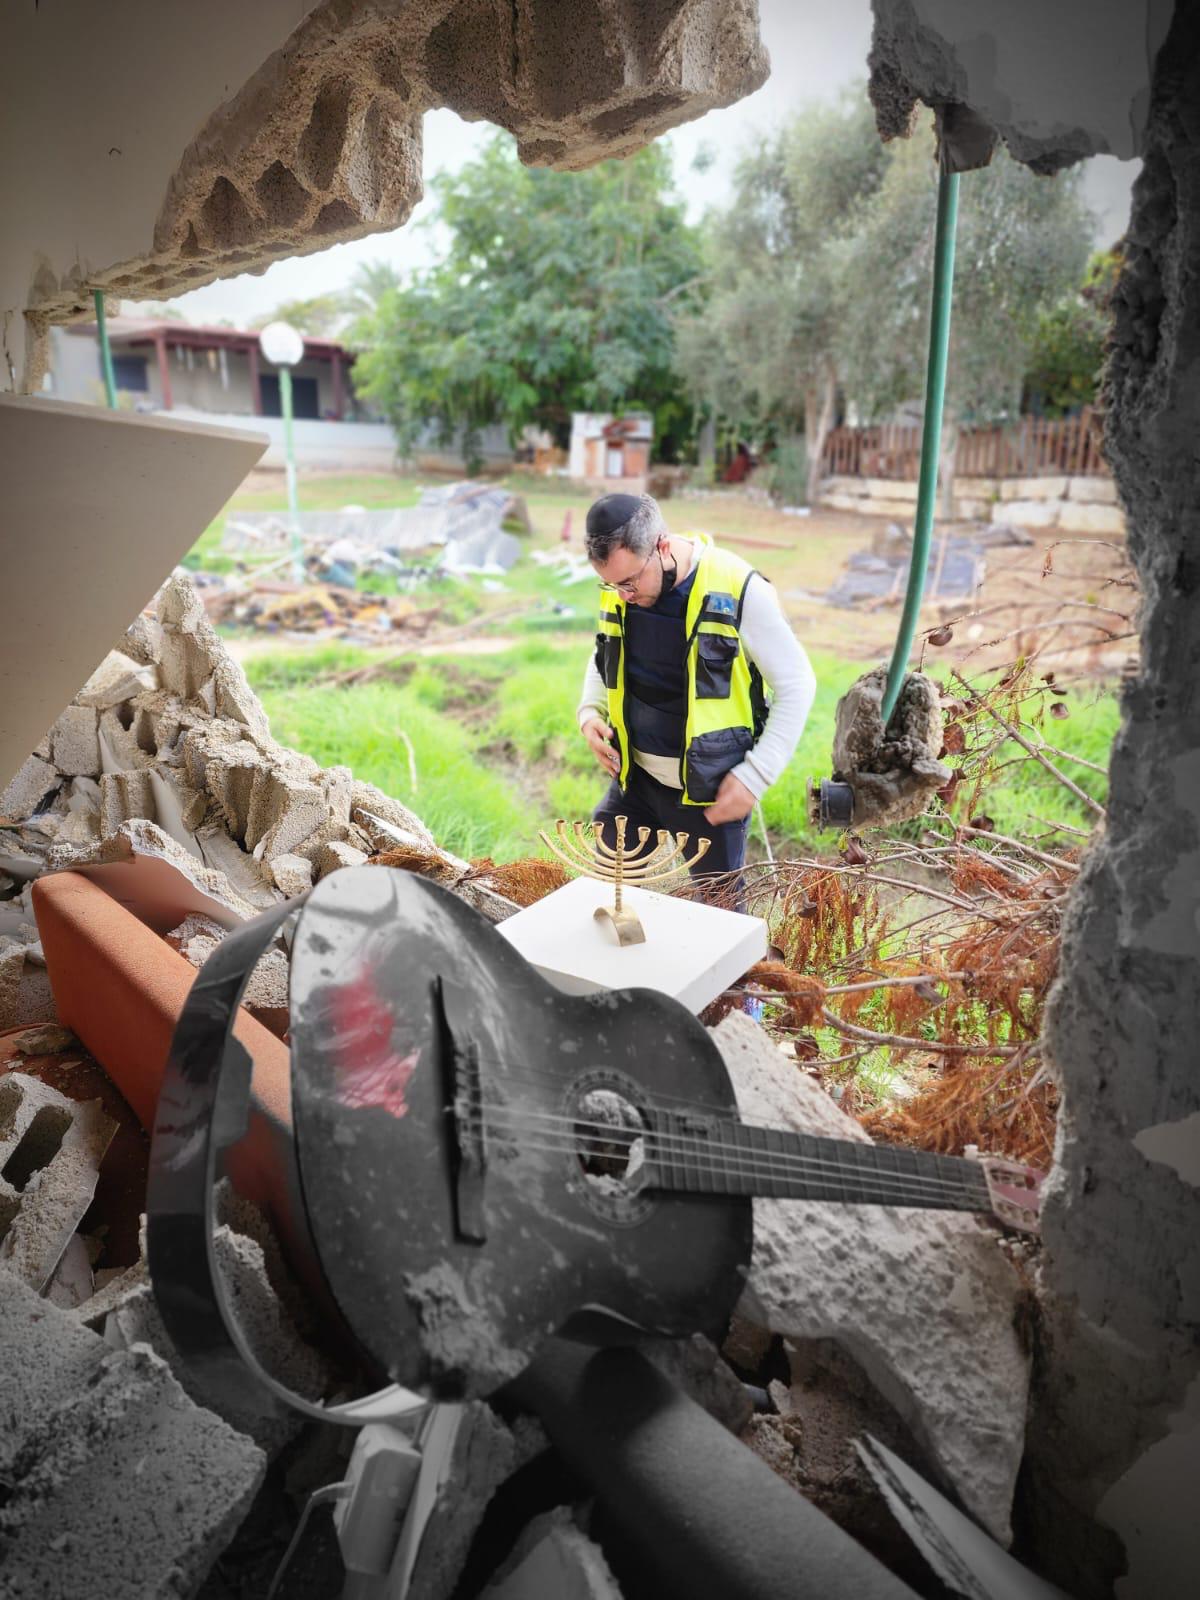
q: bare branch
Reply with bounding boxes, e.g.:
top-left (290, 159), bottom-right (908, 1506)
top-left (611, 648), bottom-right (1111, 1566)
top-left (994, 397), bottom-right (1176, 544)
top-left (951, 670), bottom-right (1108, 819)
top-left (820, 1007), bottom-right (1026, 1058)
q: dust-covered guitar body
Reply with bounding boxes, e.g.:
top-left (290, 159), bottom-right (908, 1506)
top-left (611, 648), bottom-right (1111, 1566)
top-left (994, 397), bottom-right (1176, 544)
top-left (289, 867), bottom-right (754, 1400)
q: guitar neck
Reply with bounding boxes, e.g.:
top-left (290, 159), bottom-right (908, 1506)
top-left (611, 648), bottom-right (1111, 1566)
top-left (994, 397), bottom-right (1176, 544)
top-left (646, 1111), bottom-right (993, 1215)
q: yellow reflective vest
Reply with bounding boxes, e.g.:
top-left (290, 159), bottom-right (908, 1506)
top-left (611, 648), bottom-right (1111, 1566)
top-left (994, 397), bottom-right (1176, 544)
top-left (595, 532), bottom-right (767, 806)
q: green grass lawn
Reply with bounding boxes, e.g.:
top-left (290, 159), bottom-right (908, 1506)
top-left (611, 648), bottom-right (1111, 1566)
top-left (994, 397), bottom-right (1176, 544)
top-left (246, 634), bottom-right (1117, 865)
top-left (214, 467), bottom-right (1118, 862)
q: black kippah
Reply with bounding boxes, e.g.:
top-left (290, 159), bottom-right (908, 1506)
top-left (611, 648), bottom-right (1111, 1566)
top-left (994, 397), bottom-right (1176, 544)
top-left (585, 493), bottom-right (644, 539)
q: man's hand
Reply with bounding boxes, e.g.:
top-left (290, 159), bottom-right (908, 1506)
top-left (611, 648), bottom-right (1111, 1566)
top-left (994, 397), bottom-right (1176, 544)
top-left (704, 772), bottom-right (756, 826)
top-left (582, 717), bottom-right (619, 778)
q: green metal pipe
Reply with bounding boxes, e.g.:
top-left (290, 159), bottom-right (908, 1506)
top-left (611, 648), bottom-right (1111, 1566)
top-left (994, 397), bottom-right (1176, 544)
top-left (880, 168), bottom-right (960, 726)
top-left (94, 290), bottom-right (118, 409)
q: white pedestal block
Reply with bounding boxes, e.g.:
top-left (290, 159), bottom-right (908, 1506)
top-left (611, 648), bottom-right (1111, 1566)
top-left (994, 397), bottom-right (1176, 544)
top-left (495, 876), bottom-right (768, 1014)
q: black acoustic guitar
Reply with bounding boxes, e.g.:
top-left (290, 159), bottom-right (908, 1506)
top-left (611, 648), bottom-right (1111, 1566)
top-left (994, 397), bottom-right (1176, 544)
top-left (147, 867), bottom-right (1041, 1419)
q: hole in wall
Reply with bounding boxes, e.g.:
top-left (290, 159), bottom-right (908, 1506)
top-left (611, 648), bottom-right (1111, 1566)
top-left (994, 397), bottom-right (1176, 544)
top-left (199, 177), bottom-right (258, 251)
top-left (313, 199), bottom-right (359, 236)
top-left (255, 161), bottom-right (311, 229)
top-left (1, 1105), bottom-right (72, 1193)
top-left (297, 77), bottom-right (353, 193)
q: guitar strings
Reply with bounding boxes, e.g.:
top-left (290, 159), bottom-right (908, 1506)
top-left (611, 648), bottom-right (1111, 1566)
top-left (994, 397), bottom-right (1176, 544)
top-left (442, 1071), bottom-right (990, 1203)
top-left (454, 1119), bottom-right (984, 1209)
top-left (446, 1068), bottom-right (990, 1200)
top-left (455, 1102), bottom-right (990, 1206)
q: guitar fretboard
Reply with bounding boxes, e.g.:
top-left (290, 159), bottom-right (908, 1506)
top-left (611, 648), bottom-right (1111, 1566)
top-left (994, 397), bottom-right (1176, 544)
top-left (647, 1111), bottom-right (991, 1214)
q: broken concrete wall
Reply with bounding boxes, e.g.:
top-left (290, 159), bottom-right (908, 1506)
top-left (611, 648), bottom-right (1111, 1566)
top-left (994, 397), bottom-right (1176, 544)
top-left (868, 3), bottom-right (1197, 1593)
top-left (713, 1011), bottom-right (1030, 1547)
top-left (0, 1268), bottom-right (265, 1597)
top-left (1033, 11), bottom-right (1200, 1595)
top-left (3, 0), bottom-right (767, 390)
top-left (4, 572), bottom-right (496, 925)
top-left (867, 0), bottom-right (1166, 170)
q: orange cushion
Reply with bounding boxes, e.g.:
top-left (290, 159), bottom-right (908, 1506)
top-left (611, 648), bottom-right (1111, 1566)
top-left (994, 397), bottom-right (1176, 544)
top-left (31, 871), bottom-right (316, 1287)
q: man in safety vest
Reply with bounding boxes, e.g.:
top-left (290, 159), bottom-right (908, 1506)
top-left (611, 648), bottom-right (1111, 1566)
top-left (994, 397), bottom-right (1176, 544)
top-left (578, 492), bottom-right (816, 880)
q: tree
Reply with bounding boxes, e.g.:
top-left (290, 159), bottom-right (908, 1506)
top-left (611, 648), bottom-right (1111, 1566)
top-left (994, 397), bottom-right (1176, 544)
top-left (672, 90), bottom-right (889, 503)
top-left (1022, 247), bottom-right (1121, 416)
top-left (256, 293), bottom-right (346, 337)
top-left (349, 135), bottom-right (702, 468)
top-left (342, 260), bottom-right (402, 319)
top-left (835, 123), bottom-right (1097, 507)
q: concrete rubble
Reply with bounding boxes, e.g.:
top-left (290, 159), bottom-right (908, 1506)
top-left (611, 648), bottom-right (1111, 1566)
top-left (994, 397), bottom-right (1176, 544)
top-left (0, 1070), bottom-right (117, 1291)
top-left (14, 1), bottom-right (767, 390)
top-left (712, 1010), bottom-right (1030, 1547)
top-left (481, 1508), bottom-right (624, 1600)
top-left (830, 664), bottom-right (952, 827)
top-left (0, 1268), bottom-right (265, 1599)
top-left (0, 572), bottom-right (520, 1007)
top-left (100, 1221), bottom-right (330, 1456)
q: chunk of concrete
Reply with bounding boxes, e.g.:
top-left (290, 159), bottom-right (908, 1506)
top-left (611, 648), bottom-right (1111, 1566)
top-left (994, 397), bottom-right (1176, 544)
top-left (147, 766), bottom-right (206, 857)
top-left (268, 852), bottom-right (314, 896)
top-left (0, 1072), bottom-right (118, 1290)
top-left (0, 941), bottom-right (60, 1029)
top-left (316, 840), bottom-right (369, 877)
top-left (44, 1230), bottom-right (94, 1309)
top-left (831, 665), bottom-right (952, 828)
top-left (99, 769), bottom-right (157, 836)
top-left (76, 649), bottom-right (159, 709)
top-left (48, 704), bottom-right (101, 778)
top-left (62, 820), bottom-right (265, 926)
top-left (248, 772), bottom-right (330, 861)
top-left (0, 755), bottom-right (60, 821)
top-left (202, 746), bottom-right (263, 842)
top-left (641, 1333), bottom-right (753, 1435)
top-left (193, 824), bottom-right (282, 912)
top-left (496, 876), bottom-right (767, 1013)
top-left (404, 1402), bottom-right (517, 1600)
top-left (156, 573), bottom-right (271, 743)
top-left (102, 1224), bottom-right (328, 1455)
top-left (121, 612), bottom-right (164, 666)
top-left (0, 1272), bottom-right (264, 1597)
top-left (712, 1011), bottom-right (1030, 1546)
top-left (351, 782), bottom-right (438, 851)
top-left (479, 1509), bottom-right (623, 1600)
top-left (97, 707), bottom-right (153, 773)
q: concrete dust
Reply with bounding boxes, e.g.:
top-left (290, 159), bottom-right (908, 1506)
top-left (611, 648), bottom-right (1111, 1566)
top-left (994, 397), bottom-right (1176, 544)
top-left (831, 666), bottom-right (952, 827)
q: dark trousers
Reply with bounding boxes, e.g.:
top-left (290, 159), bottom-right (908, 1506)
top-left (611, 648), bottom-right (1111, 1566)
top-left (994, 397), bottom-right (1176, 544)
top-left (592, 763), bottom-right (749, 884)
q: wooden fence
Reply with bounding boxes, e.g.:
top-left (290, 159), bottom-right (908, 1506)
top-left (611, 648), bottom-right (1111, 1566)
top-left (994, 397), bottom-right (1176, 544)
top-left (821, 408), bottom-right (1108, 480)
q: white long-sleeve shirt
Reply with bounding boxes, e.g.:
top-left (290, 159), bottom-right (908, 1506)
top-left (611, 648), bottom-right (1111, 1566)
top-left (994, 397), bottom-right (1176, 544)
top-left (576, 571), bottom-right (816, 801)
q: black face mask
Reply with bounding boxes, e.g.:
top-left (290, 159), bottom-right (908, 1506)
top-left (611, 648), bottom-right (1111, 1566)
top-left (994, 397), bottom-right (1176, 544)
top-left (657, 546), bottom-right (679, 597)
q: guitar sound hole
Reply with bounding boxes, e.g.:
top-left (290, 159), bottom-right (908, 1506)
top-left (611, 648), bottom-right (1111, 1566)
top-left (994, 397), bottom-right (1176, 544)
top-left (574, 1088), bottom-right (646, 1197)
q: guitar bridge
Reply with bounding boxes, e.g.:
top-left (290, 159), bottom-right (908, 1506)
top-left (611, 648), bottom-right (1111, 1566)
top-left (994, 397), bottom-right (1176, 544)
top-left (433, 978), bottom-right (487, 1244)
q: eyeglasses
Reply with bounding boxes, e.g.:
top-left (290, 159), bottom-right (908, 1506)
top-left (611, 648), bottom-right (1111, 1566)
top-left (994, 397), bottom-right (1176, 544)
top-left (598, 547), bottom-right (662, 595)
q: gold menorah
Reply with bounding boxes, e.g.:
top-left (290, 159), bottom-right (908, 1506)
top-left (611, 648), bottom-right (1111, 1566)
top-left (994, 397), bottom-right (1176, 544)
top-left (538, 816), bottom-right (712, 946)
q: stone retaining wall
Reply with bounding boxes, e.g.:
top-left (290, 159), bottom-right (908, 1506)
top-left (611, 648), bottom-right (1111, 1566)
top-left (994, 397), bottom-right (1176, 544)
top-left (819, 473), bottom-right (1125, 535)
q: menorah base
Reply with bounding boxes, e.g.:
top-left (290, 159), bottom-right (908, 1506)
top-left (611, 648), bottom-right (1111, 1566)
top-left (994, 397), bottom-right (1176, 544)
top-left (593, 904), bottom-right (646, 947)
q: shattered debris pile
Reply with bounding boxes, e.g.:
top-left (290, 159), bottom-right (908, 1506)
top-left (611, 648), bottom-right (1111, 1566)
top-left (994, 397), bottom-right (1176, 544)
top-left (824, 520), bottom-right (1031, 609)
top-left (200, 575), bottom-right (434, 637)
top-left (0, 572), bottom-right (516, 1029)
top-left (830, 666), bottom-right (952, 827)
top-left (224, 482), bottom-right (529, 582)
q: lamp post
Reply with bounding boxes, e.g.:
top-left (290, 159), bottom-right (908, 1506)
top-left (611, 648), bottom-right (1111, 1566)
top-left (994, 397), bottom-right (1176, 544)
top-left (258, 320), bottom-right (305, 582)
